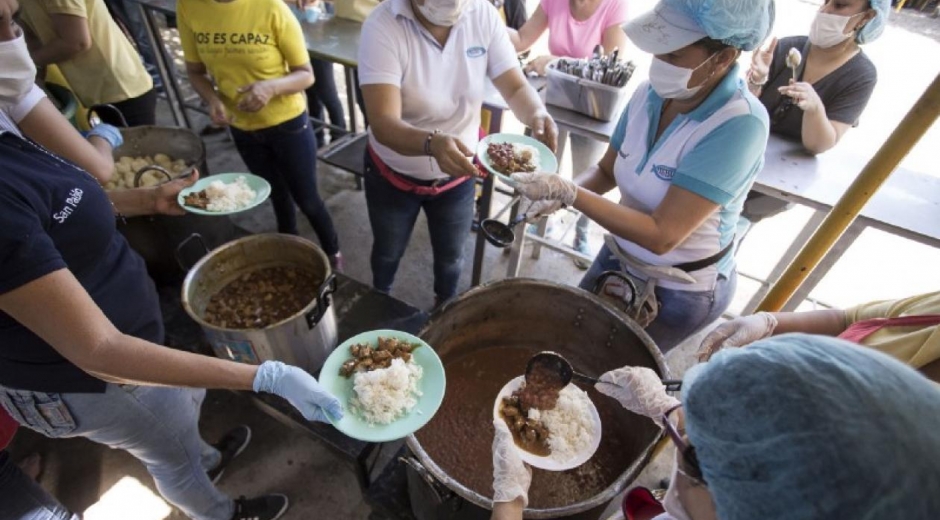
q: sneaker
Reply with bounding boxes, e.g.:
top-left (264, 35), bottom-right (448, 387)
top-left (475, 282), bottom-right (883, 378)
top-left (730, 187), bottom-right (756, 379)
top-left (329, 252), bottom-right (345, 274)
top-left (230, 494), bottom-right (289, 520)
top-left (207, 425), bottom-right (252, 484)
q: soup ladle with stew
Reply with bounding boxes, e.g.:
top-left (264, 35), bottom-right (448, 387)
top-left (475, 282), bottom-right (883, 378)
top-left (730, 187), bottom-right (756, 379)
top-left (526, 351), bottom-right (682, 392)
top-left (480, 196), bottom-right (530, 249)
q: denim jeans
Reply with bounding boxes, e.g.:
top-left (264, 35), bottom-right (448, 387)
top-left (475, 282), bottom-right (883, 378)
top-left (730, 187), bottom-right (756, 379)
top-left (0, 385), bottom-right (232, 520)
top-left (363, 151), bottom-right (475, 302)
top-left (0, 450), bottom-right (79, 520)
top-left (308, 59), bottom-right (346, 144)
top-left (579, 244), bottom-right (738, 353)
top-left (230, 113), bottom-right (340, 255)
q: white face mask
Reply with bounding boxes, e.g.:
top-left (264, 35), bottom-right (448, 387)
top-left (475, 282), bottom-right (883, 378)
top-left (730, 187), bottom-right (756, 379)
top-left (416, 0), bottom-right (467, 27)
top-left (663, 462), bottom-right (692, 520)
top-left (648, 53), bottom-right (718, 101)
top-left (0, 33), bottom-right (37, 109)
top-left (809, 11), bottom-right (860, 48)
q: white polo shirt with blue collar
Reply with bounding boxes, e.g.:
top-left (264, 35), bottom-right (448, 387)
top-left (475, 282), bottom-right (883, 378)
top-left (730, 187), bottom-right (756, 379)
top-left (610, 63), bottom-right (769, 291)
top-left (358, 0), bottom-right (518, 180)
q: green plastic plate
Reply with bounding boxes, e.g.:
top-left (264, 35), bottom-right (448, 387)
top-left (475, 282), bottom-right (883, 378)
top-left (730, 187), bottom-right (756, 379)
top-left (318, 329), bottom-right (446, 442)
top-left (177, 173), bottom-right (271, 216)
top-left (476, 133), bottom-right (559, 187)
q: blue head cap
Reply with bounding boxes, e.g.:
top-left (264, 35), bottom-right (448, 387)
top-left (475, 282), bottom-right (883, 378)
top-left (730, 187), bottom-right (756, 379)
top-left (857, 0), bottom-right (890, 44)
top-left (682, 333), bottom-right (940, 520)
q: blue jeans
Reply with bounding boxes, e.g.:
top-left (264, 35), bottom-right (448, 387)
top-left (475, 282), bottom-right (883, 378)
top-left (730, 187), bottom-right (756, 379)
top-left (308, 59), bottom-right (346, 144)
top-left (0, 385), bottom-right (232, 520)
top-left (230, 113), bottom-right (340, 255)
top-left (579, 244), bottom-right (738, 353)
top-left (363, 151), bottom-right (475, 302)
top-left (0, 450), bottom-right (79, 520)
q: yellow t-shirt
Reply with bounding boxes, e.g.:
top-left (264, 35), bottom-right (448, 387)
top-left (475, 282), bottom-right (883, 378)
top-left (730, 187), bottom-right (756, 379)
top-left (847, 291), bottom-right (940, 374)
top-left (178, 0), bottom-right (310, 131)
top-left (20, 0), bottom-right (152, 107)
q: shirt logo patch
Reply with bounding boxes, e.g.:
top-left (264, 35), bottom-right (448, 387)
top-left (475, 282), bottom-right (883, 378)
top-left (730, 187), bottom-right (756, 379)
top-left (651, 164), bottom-right (676, 181)
top-left (467, 46), bottom-right (486, 58)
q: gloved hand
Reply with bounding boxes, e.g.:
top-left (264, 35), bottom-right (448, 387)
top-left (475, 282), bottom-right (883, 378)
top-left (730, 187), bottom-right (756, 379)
top-left (511, 172), bottom-right (578, 206)
top-left (595, 366), bottom-right (679, 423)
top-left (520, 197), bottom-right (564, 222)
top-left (252, 361), bottom-right (343, 423)
top-left (697, 312), bottom-right (778, 362)
top-left (86, 123), bottom-right (124, 150)
top-left (492, 420), bottom-right (531, 507)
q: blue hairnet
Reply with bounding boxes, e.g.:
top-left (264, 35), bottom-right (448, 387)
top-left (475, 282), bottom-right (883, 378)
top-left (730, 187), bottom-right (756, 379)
top-left (857, 0), bottom-right (890, 44)
top-left (682, 334), bottom-right (940, 520)
top-left (664, 0), bottom-right (775, 51)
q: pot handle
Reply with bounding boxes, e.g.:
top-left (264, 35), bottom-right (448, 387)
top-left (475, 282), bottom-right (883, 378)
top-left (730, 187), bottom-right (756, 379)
top-left (591, 270), bottom-right (638, 311)
top-left (133, 164), bottom-right (174, 188)
top-left (87, 104), bottom-right (129, 129)
top-left (305, 273), bottom-right (337, 330)
top-left (175, 233), bottom-right (211, 271)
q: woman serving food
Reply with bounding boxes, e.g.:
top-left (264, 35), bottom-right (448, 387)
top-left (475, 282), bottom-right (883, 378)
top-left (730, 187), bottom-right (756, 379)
top-left (512, 0), bottom-right (773, 352)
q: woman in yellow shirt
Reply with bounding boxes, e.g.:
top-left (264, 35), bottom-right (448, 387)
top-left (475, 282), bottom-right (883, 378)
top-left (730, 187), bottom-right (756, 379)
top-left (179, 0), bottom-right (342, 269)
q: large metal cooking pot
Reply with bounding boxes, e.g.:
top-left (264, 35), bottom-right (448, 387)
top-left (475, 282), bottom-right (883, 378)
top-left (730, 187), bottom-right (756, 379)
top-left (406, 279), bottom-right (668, 519)
top-left (106, 116), bottom-right (236, 285)
top-left (181, 234), bottom-right (338, 374)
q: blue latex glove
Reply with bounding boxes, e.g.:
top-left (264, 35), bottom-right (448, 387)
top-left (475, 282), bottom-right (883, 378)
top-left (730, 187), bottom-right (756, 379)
top-left (252, 361), bottom-right (343, 423)
top-left (86, 123), bottom-right (124, 149)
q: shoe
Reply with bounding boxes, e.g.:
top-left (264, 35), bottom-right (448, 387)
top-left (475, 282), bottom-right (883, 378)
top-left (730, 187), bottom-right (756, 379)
top-left (329, 252), bottom-right (345, 274)
top-left (207, 425), bottom-right (252, 484)
top-left (230, 494), bottom-right (289, 520)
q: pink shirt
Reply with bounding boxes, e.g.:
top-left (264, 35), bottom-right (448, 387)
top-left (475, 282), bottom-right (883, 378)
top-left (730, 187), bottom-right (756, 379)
top-left (541, 0), bottom-right (629, 58)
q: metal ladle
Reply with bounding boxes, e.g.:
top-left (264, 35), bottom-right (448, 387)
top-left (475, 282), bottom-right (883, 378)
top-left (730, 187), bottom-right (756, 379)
top-left (526, 351), bottom-right (682, 392)
top-left (480, 196), bottom-right (529, 248)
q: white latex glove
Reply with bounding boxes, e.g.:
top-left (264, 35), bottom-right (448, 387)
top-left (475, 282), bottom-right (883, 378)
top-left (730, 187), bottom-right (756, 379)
top-left (595, 366), bottom-right (679, 422)
top-left (511, 172), bottom-right (578, 206)
top-left (697, 312), bottom-right (778, 362)
top-left (492, 420), bottom-right (531, 507)
top-left (520, 197), bottom-right (564, 222)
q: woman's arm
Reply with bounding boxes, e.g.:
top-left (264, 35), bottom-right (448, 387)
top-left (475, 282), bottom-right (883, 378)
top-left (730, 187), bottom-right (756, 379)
top-left (490, 498), bottom-right (525, 520)
top-left (17, 97), bottom-right (114, 182)
top-left (491, 67), bottom-right (558, 151)
top-left (0, 269), bottom-right (259, 389)
top-left (600, 23), bottom-right (629, 54)
top-left (574, 145), bottom-right (619, 195)
top-left (799, 106), bottom-right (850, 155)
top-left (28, 13), bottom-right (92, 67)
top-left (185, 61), bottom-right (233, 126)
top-left (771, 309), bottom-right (848, 336)
top-left (237, 64), bottom-right (314, 113)
top-left (507, 6), bottom-right (548, 52)
top-left (574, 185), bottom-right (719, 255)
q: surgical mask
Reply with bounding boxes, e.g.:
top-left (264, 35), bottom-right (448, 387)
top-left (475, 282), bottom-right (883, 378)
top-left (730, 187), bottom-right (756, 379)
top-left (415, 0), bottom-right (467, 27)
top-left (0, 33), bottom-right (37, 108)
top-left (648, 53), bottom-right (717, 100)
top-left (662, 462), bottom-right (694, 520)
top-left (809, 11), bottom-right (860, 48)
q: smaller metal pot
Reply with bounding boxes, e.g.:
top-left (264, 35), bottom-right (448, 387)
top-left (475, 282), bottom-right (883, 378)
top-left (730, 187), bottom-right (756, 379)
top-left (181, 234), bottom-right (338, 374)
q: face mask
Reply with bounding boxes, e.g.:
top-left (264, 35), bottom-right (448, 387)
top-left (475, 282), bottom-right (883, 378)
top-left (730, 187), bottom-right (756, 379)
top-left (662, 480), bottom-right (694, 520)
top-left (809, 11), bottom-right (860, 48)
top-left (0, 33), bottom-right (37, 109)
top-left (648, 53), bottom-right (717, 100)
top-left (416, 0), bottom-right (467, 27)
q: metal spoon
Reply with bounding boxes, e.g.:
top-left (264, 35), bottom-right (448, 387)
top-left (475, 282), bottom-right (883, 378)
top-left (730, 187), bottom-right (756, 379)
top-left (526, 351), bottom-right (682, 391)
top-left (481, 214), bottom-right (527, 248)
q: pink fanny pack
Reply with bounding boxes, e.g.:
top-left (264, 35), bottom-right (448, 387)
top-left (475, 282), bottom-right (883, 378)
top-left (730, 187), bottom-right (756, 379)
top-left (838, 314), bottom-right (940, 343)
top-left (367, 145), bottom-right (470, 196)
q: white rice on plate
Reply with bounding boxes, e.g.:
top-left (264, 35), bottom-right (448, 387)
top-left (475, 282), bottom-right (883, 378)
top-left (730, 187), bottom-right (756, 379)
top-left (527, 385), bottom-right (595, 462)
top-left (512, 143), bottom-right (540, 168)
top-left (203, 175), bottom-right (257, 212)
top-left (350, 357), bottom-right (423, 425)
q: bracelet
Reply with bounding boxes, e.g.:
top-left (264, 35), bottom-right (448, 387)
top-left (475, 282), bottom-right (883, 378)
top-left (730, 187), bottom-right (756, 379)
top-left (747, 71), bottom-right (767, 87)
top-left (424, 129), bottom-right (441, 156)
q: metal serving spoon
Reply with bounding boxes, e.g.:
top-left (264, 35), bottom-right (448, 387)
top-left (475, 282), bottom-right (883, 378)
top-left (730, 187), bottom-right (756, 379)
top-left (479, 196), bottom-right (530, 248)
top-left (525, 351), bottom-right (682, 392)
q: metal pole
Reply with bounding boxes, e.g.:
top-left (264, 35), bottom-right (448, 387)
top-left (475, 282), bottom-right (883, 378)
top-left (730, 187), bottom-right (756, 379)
top-left (756, 72), bottom-right (940, 312)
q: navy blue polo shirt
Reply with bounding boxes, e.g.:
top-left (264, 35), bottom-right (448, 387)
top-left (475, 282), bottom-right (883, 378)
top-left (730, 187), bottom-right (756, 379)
top-left (0, 133), bottom-right (163, 393)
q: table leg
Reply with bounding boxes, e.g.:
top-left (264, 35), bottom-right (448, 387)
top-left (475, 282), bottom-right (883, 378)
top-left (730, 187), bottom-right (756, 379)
top-left (506, 199), bottom-right (526, 278)
top-left (741, 210), bottom-right (827, 314)
top-left (472, 174), bottom-right (495, 286)
top-left (778, 219), bottom-right (866, 312)
top-left (139, 5), bottom-right (192, 129)
top-left (531, 129), bottom-right (569, 260)
top-left (345, 66), bottom-right (358, 133)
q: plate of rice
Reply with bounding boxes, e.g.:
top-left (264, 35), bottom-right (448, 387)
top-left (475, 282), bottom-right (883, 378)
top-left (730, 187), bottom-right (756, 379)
top-left (476, 133), bottom-right (558, 187)
top-left (493, 375), bottom-right (602, 471)
top-left (177, 173), bottom-right (271, 215)
top-left (318, 329), bottom-right (446, 442)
